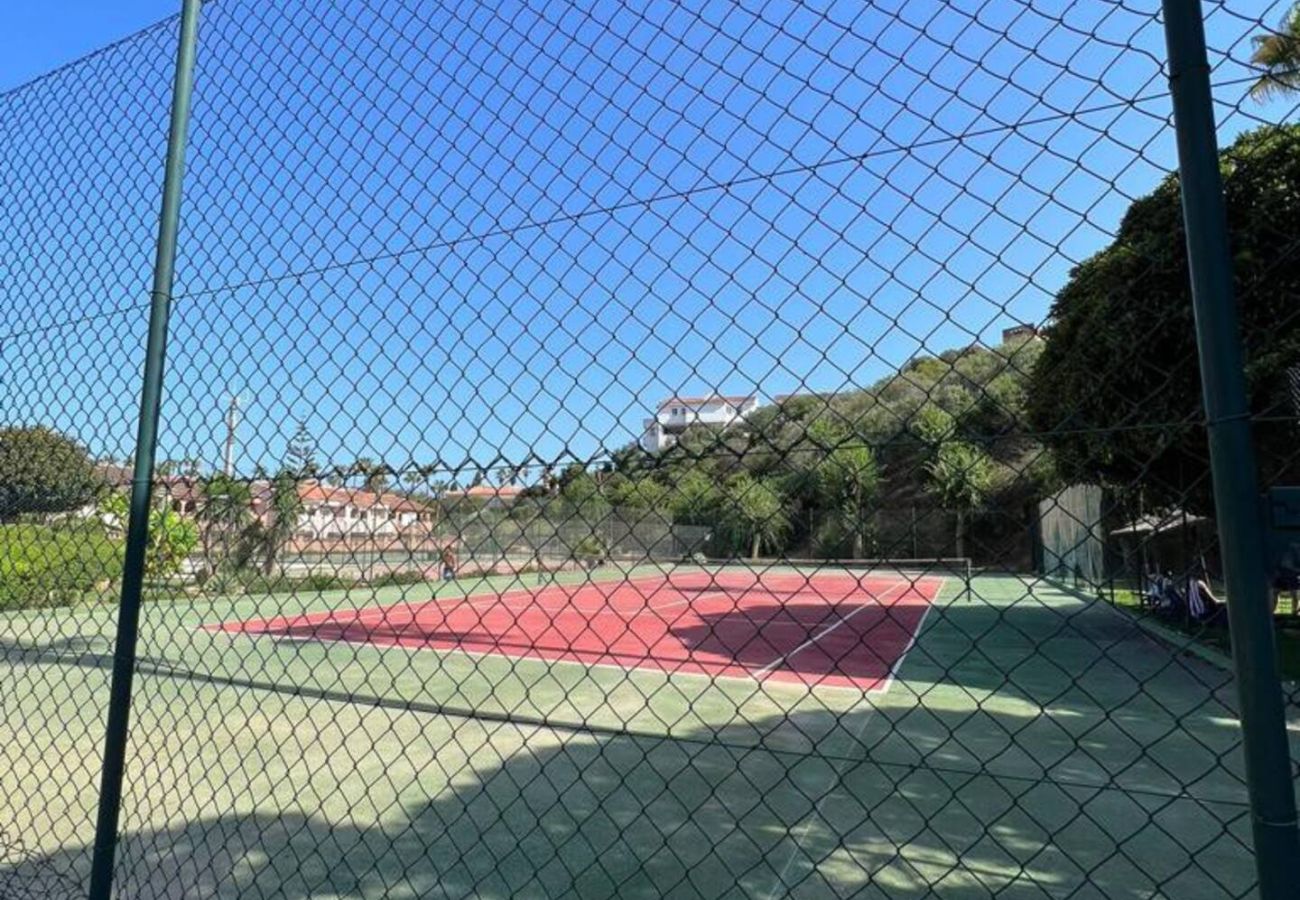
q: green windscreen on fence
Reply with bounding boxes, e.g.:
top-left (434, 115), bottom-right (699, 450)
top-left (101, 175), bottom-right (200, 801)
top-left (1, 0), bottom-right (1298, 898)
top-left (1038, 484), bottom-right (1105, 589)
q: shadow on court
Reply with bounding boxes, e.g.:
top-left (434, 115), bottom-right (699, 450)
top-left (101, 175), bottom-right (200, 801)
top-left (0, 703), bottom-right (1258, 900)
top-left (669, 601), bottom-right (921, 687)
top-left (0, 586), bottom-right (1265, 899)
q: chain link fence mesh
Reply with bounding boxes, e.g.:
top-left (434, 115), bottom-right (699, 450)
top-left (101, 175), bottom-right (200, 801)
top-left (2, 0), bottom-right (1299, 897)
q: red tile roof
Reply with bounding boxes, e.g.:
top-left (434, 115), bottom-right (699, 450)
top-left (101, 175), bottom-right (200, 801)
top-left (443, 484), bottom-right (525, 501)
top-left (295, 482), bottom-right (427, 513)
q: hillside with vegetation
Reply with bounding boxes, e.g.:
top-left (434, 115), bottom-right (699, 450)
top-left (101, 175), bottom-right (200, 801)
top-left (562, 334), bottom-right (1053, 566)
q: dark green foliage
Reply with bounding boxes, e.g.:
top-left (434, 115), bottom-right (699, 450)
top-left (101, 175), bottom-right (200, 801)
top-left (285, 421), bottom-right (318, 478)
top-left (0, 427), bottom-right (102, 519)
top-left (608, 335), bottom-right (1046, 564)
top-left (1029, 124), bottom-right (1300, 513)
top-left (197, 474), bottom-right (254, 583)
top-left (260, 470), bottom-right (304, 576)
top-left (1250, 3), bottom-right (1300, 101)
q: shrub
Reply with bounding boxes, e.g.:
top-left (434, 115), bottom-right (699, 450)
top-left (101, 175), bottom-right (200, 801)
top-left (570, 535), bottom-right (607, 564)
top-left (97, 492), bottom-right (200, 579)
top-left (0, 427), bottom-right (102, 519)
top-left (0, 524), bottom-right (123, 610)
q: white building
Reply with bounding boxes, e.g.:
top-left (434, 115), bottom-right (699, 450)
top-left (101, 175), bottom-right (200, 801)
top-left (289, 483), bottom-right (432, 540)
top-left (640, 394), bottom-right (759, 452)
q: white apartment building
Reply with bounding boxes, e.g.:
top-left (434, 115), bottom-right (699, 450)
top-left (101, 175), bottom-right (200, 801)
top-left (290, 483), bottom-right (431, 540)
top-left (640, 394), bottom-right (759, 452)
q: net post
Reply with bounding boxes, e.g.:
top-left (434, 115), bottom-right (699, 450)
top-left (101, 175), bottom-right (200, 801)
top-left (86, 3), bottom-right (204, 899)
top-left (1159, 1), bottom-right (1300, 894)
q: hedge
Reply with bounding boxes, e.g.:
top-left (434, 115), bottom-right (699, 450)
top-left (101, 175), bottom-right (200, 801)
top-left (0, 524), bottom-right (123, 611)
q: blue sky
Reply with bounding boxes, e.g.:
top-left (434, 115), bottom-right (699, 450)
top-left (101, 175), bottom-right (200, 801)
top-left (0, 2), bottom-right (180, 93)
top-left (0, 0), bottom-right (1294, 484)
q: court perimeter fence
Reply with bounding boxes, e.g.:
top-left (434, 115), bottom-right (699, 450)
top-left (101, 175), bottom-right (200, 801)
top-left (2, 0), bottom-right (1300, 898)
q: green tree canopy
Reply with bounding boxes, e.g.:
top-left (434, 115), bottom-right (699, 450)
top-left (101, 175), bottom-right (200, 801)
top-left (816, 445), bottom-right (880, 558)
top-left (719, 475), bottom-right (788, 560)
top-left (286, 421), bottom-right (318, 478)
top-left (923, 440), bottom-right (995, 558)
top-left (260, 470), bottom-right (303, 576)
top-left (197, 474), bottom-right (253, 582)
top-left (1028, 124), bottom-right (1300, 512)
top-left (0, 427), bottom-right (101, 519)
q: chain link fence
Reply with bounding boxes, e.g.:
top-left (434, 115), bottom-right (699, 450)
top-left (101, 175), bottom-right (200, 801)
top-left (2, 0), bottom-right (1300, 897)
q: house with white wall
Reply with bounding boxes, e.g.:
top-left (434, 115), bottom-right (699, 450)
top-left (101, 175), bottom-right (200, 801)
top-left (640, 394), bottom-right (759, 452)
top-left (285, 483), bottom-right (433, 540)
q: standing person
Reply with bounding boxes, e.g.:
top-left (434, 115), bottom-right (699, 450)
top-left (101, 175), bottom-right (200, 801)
top-left (440, 543), bottom-right (457, 581)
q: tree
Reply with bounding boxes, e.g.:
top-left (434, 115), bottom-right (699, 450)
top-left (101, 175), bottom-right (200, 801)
top-left (1028, 124), bottom-right (1300, 513)
top-left (668, 469), bottom-right (719, 526)
top-left (1250, 4), bottom-right (1300, 101)
top-left (721, 475), bottom-right (788, 560)
top-left (285, 421), bottom-right (318, 478)
top-left (923, 441), bottom-right (994, 558)
top-left (611, 477), bottom-right (671, 512)
top-left (816, 445), bottom-right (880, 558)
top-left (349, 458), bottom-right (390, 494)
top-left (96, 490), bottom-right (198, 579)
top-left (156, 458), bottom-right (201, 478)
top-left (0, 427), bottom-right (101, 519)
top-left (402, 468), bottom-right (426, 494)
top-left (259, 470), bottom-right (303, 576)
top-left (196, 474), bottom-right (252, 583)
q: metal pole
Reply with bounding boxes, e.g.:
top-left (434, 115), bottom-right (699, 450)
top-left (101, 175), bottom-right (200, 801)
top-left (1159, 1), bottom-right (1300, 896)
top-left (87, 2), bottom-right (203, 898)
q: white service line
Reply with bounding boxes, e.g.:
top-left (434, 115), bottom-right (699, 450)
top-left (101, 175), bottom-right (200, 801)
top-left (871, 576), bottom-right (945, 696)
top-left (273, 574), bottom-right (678, 626)
top-left (763, 700), bottom-right (880, 900)
top-left (761, 577), bottom-right (946, 898)
top-left (750, 581), bottom-right (910, 678)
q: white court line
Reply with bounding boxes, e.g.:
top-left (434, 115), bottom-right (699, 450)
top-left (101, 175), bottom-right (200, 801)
top-left (762, 576), bottom-right (947, 898)
top-left (210, 574), bottom-right (675, 630)
top-left (206, 574), bottom-right (943, 699)
top-left (871, 576), bottom-right (945, 696)
top-left (300, 576), bottom-right (784, 625)
top-left (763, 702), bottom-right (879, 900)
top-left (749, 581), bottom-right (910, 679)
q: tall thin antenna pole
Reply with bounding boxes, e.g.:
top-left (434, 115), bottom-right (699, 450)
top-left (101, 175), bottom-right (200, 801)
top-left (223, 392), bottom-right (240, 477)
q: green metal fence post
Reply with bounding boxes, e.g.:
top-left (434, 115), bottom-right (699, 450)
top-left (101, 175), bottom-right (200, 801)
top-left (86, 2), bottom-right (204, 898)
top-left (1159, 1), bottom-right (1300, 896)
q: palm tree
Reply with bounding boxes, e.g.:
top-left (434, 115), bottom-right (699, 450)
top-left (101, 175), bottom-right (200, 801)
top-left (196, 474), bottom-right (252, 583)
top-left (402, 467), bottom-right (426, 495)
top-left (923, 441), bottom-right (995, 559)
top-left (1250, 4), bottom-right (1300, 100)
top-left (260, 470), bottom-right (302, 576)
top-left (816, 445), bottom-right (880, 559)
top-left (723, 475), bottom-right (789, 560)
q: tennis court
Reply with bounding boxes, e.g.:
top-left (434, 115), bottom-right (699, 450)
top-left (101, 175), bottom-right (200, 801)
top-left (210, 568), bottom-right (944, 691)
top-left (0, 568), bottom-right (1273, 898)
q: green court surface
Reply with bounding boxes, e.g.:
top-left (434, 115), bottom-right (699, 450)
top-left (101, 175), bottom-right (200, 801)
top-left (1, 568), bottom-right (1295, 898)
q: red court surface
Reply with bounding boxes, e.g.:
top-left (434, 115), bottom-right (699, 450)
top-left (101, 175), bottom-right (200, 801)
top-left (211, 570), bottom-right (943, 691)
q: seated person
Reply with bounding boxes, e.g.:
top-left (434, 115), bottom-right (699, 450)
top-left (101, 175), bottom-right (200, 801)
top-left (1187, 570), bottom-right (1221, 622)
top-left (1145, 571), bottom-right (1184, 618)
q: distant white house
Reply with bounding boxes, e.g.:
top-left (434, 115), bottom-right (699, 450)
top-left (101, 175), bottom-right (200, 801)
top-left (289, 483), bottom-right (433, 540)
top-left (640, 394), bottom-right (759, 452)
